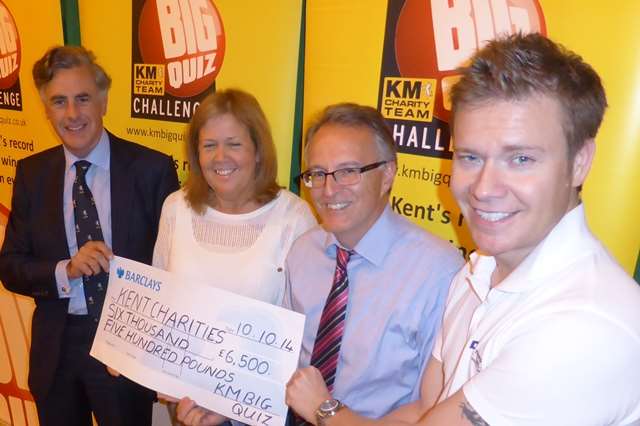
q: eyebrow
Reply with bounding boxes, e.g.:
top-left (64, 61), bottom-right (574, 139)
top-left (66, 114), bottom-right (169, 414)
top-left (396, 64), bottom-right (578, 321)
top-left (49, 94), bottom-right (67, 102)
top-left (454, 144), bottom-right (544, 154)
top-left (501, 144), bottom-right (545, 153)
top-left (48, 92), bottom-right (92, 102)
top-left (307, 161), bottom-right (363, 170)
top-left (201, 136), bottom-right (240, 143)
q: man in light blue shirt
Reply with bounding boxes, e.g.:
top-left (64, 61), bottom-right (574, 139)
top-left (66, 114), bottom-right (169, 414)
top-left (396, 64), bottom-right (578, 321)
top-left (285, 103), bottom-right (463, 420)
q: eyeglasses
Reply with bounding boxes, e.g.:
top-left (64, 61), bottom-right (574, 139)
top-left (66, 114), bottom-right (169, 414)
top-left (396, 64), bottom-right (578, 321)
top-left (299, 161), bottom-right (388, 188)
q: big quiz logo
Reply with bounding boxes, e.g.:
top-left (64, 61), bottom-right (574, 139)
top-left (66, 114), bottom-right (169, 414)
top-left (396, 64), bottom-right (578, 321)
top-left (378, 0), bottom-right (546, 158)
top-left (131, 0), bottom-right (225, 122)
top-left (0, 0), bottom-right (22, 111)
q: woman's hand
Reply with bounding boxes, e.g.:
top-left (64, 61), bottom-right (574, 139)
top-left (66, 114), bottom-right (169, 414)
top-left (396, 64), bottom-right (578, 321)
top-left (176, 397), bottom-right (228, 426)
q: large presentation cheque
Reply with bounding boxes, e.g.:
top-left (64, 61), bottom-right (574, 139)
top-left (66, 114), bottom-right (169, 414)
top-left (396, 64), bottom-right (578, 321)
top-left (90, 256), bottom-right (305, 426)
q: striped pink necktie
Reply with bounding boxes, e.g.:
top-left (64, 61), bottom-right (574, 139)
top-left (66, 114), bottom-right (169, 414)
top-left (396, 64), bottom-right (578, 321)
top-left (310, 246), bottom-right (352, 392)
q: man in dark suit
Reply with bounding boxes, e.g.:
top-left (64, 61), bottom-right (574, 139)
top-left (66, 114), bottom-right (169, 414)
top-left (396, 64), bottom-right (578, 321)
top-left (0, 45), bottom-right (179, 426)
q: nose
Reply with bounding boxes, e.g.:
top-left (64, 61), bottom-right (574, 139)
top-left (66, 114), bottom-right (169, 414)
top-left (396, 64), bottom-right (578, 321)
top-left (65, 101), bottom-right (79, 120)
top-left (212, 145), bottom-right (226, 161)
top-left (471, 161), bottom-right (505, 200)
top-left (321, 173), bottom-right (340, 197)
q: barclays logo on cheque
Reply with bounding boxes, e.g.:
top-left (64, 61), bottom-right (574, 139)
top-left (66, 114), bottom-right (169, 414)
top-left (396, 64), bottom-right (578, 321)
top-left (116, 266), bottom-right (162, 292)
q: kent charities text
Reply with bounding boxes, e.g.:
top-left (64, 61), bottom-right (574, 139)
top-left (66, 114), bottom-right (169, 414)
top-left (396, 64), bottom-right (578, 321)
top-left (104, 287), bottom-right (226, 360)
top-left (102, 286), bottom-right (287, 425)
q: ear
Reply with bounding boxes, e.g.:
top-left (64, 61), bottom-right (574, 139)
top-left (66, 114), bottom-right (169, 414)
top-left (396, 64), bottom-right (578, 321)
top-left (39, 88), bottom-right (54, 120)
top-left (380, 161), bottom-right (397, 195)
top-left (571, 139), bottom-right (595, 188)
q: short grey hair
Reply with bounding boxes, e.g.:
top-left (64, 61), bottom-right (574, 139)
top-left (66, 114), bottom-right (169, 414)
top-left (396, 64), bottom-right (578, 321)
top-left (304, 103), bottom-right (397, 163)
top-left (33, 45), bottom-right (111, 95)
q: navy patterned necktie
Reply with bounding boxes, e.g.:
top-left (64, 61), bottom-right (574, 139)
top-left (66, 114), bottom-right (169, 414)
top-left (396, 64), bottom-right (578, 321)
top-left (73, 160), bottom-right (107, 321)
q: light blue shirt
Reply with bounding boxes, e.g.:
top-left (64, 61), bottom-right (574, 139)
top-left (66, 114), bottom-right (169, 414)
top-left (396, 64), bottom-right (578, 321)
top-left (54, 130), bottom-right (112, 314)
top-left (285, 205), bottom-right (464, 418)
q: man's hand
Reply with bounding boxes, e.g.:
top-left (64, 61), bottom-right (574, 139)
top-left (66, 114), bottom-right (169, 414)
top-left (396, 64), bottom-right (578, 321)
top-left (106, 366), bottom-right (120, 377)
top-left (286, 366), bottom-right (332, 423)
top-left (157, 393), bottom-right (177, 403)
top-left (176, 397), bottom-right (227, 426)
top-left (66, 241), bottom-right (113, 279)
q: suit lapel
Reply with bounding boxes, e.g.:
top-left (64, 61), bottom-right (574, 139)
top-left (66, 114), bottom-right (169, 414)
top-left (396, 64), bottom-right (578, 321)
top-left (109, 134), bottom-right (134, 255)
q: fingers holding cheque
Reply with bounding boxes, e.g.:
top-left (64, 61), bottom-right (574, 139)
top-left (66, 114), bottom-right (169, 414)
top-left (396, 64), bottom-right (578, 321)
top-left (175, 397), bottom-right (228, 426)
top-left (66, 240), bottom-right (113, 279)
top-left (167, 366), bottom-right (330, 426)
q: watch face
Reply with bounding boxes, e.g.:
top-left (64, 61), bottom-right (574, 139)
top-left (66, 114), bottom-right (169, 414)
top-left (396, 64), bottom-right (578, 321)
top-left (320, 399), bottom-right (339, 412)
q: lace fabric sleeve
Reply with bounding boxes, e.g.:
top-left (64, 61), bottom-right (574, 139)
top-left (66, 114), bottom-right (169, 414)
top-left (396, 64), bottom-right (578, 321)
top-left (152, 191), bottom-right (179, 270)
top-left (291, 198), bottom-right (317, 240)
top-left (278, 195), bottom-right (317, 258)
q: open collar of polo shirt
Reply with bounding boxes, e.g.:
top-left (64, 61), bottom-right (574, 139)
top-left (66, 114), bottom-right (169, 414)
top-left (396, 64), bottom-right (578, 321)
top-left (466, 203), bottom-right (597, 300)
top-left (464, 254), bottom-right (494, 302)
top-left (321, 204), bottom-right (395, 266)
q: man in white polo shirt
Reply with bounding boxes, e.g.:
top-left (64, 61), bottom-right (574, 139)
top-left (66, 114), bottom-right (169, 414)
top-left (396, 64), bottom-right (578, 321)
top-left (285, 33), bottom-right (640, 426)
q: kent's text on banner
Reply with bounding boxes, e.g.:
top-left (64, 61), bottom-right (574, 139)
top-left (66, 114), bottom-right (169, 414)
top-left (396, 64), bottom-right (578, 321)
top-left (90, 256), bottom-right (304, 426)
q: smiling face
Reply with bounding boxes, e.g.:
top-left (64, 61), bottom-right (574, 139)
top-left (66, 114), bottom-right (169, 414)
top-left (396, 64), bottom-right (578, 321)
top-left (306, 124), bottom-right (395, 248)
top-left (42, 65), bottom-right (107, 158)
top-left (451, 95), bottom-right (594, 281)
top-left (198, 113), bottom-right (259, 213)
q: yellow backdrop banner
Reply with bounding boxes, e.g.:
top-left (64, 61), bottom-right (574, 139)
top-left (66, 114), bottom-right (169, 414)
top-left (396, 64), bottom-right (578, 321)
top-left (304, 0), bottom-right (640, 273)
top-left (0, 1), bottom-right (63, 425)
top-left (79, 0), bottom-right (303, 186)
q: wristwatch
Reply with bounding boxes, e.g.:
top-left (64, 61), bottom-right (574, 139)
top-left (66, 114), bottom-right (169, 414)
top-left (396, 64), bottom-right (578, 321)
top-left (316, 398), bottom-right (344, 425)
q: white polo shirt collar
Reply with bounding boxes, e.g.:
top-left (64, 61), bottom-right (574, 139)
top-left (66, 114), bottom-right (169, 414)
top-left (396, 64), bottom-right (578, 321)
top-left (466, 204), bottom-right (593, 297)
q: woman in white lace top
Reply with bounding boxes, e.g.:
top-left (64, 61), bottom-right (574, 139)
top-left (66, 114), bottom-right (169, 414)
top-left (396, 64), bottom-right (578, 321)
top-left (153, 88), bottom-right (316, 303)
top-left (156, 89), bottom-right (316, 425)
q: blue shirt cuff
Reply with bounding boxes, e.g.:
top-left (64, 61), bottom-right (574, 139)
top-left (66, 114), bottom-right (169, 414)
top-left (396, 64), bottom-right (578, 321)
top-left (55, 260), bottom-right (82, 298)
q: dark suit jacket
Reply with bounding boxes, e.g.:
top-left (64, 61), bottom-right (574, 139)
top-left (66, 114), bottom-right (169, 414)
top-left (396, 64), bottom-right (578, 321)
top-left (0, 132), bottom-right (179, 399)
